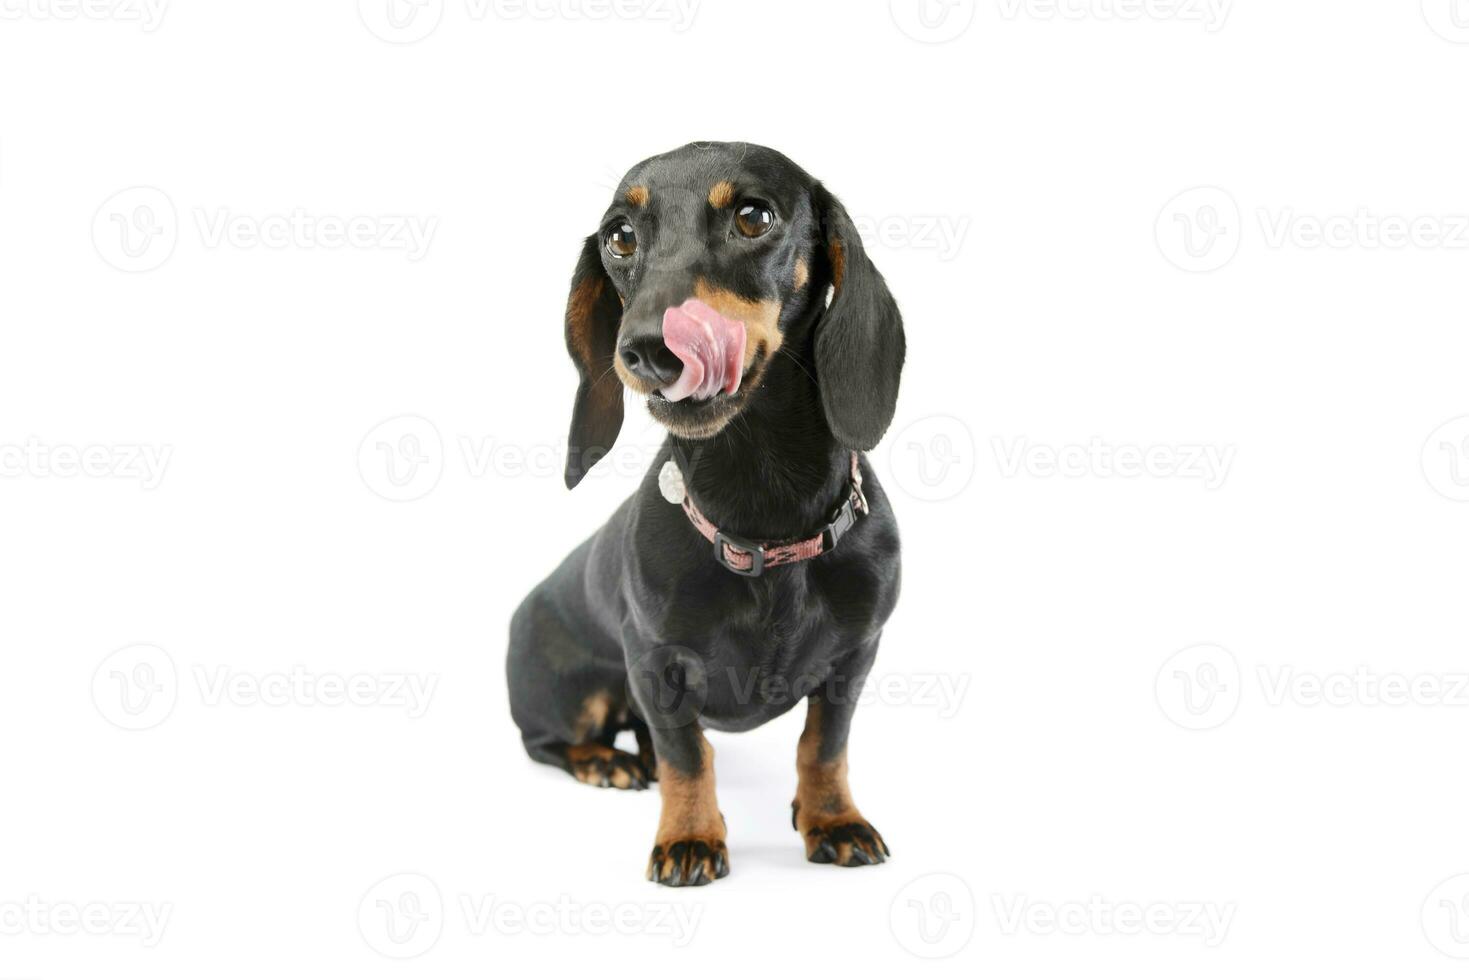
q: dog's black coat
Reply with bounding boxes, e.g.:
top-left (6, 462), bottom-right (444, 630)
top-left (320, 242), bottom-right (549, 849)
top-left (507, 142), bottom-right (905, 883)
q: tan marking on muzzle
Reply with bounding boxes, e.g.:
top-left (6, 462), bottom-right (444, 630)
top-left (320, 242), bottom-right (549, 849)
top-left (707, 181), bottom-right (735, 210)
top-left (691, 279), bottom-right (783, 371)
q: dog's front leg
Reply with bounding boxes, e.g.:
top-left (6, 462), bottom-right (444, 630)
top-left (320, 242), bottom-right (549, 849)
top-left (642, 724), bottom-right (728, 886)
top-left (627, 644), bottom-right (728, 885)
top-left (793, 651), bottom-right (890, 867)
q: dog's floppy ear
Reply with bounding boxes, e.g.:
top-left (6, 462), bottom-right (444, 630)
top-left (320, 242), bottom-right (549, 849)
top-left (563, 234), bottom-right (624, 488)
top-left (811, 183), bottom-right (905, 451)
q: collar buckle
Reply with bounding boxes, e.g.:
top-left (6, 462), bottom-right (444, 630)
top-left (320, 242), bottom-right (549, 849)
top-left (821, 498), bottom-right (859, 551)
top-left (712, 529), bottom-right (765, 577)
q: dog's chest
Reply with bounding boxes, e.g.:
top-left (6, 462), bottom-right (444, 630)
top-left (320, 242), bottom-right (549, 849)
top-left (688, 571), bottom-right (876, 730)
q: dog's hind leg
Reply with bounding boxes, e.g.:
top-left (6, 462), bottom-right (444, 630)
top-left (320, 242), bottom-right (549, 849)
top-left (508, 582), bottom-right (651, 790)
top-left (522, 736), bottom-right (652, 790)
top-left (521, 687), bottom-right (653, 790)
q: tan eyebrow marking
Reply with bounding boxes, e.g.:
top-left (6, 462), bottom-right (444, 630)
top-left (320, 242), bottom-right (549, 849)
top-left (707, 181), bottom-right (735, 209)
top-left (626, 186), bottom-right (649, 208)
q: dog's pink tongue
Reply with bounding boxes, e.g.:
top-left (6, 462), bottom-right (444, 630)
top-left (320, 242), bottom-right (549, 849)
top-left (660, 299), bottom-right (746, 403)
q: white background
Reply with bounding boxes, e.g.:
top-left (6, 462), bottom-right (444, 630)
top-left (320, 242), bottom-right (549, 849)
top-left (3, 0), bottom-right (1469, 976)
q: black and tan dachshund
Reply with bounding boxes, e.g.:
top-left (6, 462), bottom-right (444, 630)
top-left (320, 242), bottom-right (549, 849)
top-left (508, 142), bottom-right (905, 886)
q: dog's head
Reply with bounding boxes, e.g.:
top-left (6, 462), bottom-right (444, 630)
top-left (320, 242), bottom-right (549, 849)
top-left (562, 141), bottom-right (904, 488)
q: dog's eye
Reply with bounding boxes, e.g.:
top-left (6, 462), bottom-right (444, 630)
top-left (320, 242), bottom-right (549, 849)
top-left (605, 222), bottom-right (637, 258)
top-left (734, 201), bottom-right (775, 239)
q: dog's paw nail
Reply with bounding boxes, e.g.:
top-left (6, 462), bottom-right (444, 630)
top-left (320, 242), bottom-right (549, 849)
top-left (800, 819), bottom-right (888, 868)
top-left (647, 837), bottom-right (729, 887)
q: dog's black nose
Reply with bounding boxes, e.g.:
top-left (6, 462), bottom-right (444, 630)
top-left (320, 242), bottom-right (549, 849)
top-left (619, 336), bottom-right (683, 389)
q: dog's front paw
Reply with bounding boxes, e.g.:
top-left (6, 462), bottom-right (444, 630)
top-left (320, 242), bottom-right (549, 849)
top-left (793, 804), bottom-right (889, 867)
top-left (646, 838), bottom-right (729, 887)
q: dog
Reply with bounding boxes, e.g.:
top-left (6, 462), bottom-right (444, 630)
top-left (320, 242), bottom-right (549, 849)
top-left (508, 142), bottom-right (905, 886)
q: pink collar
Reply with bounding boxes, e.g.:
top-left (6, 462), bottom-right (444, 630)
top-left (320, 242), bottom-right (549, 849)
top-left (669, 452), bottom-right (869, 577)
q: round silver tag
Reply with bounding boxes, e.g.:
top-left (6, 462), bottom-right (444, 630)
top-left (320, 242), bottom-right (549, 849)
top-left (658, 460), bottom-right (686, 505)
